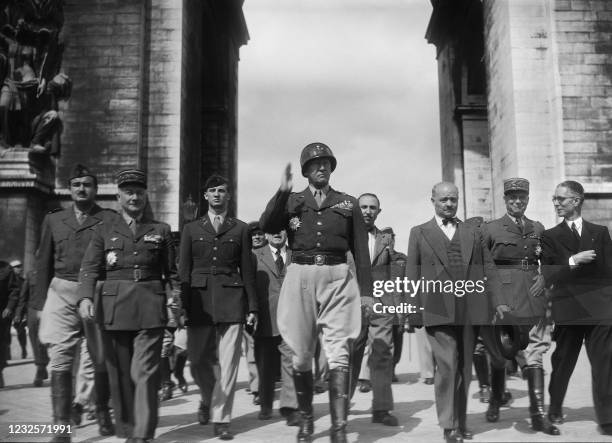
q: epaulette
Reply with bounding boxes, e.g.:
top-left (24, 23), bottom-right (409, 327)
top-left (48, 207), bottom-right (62, 214)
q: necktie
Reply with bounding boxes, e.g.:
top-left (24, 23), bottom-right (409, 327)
top-left (213, 215), bottom-right (221, 233)
top-left (274, 248), bottom-right (284, 273)
top-left (129, 219), bottom-right (137, 235)
top-left (76, 212), bottom-right (87, 225)
top-left (571, 222), bottom-right (580, 241)
top-left (314, 190), bottom-right (323, 208)
top-left (515, 217), bottom-right (523, 233)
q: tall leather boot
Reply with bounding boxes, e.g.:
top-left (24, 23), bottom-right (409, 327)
top-left (486, 368), bottom-right (505, 422)
top-left (525, 366), bottom-right (560, 435)
top-left (94, 371), bottom-right (115, 436)
top-left (50, 371), bottom-right (72, 443)
top-left (473, 352), bottom-right (490, 403)
top-left (328, 367), bottom-right (350, 443)
top-left (293, 370), bottom-right (314, 442)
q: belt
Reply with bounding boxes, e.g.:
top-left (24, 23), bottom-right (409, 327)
top-left (193, 266), bottom-right (237, 275)
top-left (494, 259), bottom-right (539, 271)
top-left (106, 268), bottom-right (161, 282)
top-left (292, 253), bottom-right (346, 266)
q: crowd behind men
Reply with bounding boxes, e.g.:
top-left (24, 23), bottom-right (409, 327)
top-left (0, 142), bottom-right (611, 443)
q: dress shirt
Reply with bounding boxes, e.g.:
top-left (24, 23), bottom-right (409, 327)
top-left (435, 214), bottom-right (457, 241)
top-left (269, 243), bottom-right (287, 265)
top-left (566, 216), bottom-right (584, 266)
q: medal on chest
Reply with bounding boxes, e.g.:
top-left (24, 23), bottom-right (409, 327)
top-left (106, 251), bottom-right (118, 266)
top-left (289, 216), bottom-right (301, 231)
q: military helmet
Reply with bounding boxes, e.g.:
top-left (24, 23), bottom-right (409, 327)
top-left (494, 317), bottom-right (530, 359)
top-left (300, 142), bottom-right (337, 177)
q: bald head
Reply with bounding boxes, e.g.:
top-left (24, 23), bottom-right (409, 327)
top-left (431, 182), bottom-right (459, 219)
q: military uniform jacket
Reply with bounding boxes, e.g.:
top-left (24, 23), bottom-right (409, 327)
top-left (481, 214), bottom-right (547, 322)
top-left (78, 212), bottom-right (179, 331)
top-left (540, 220), bottom-right (612, 324)
top-left (0, 261), bottom-right (19, 313)
top-left (253, 246), bottom-right (291, 337)
top-left (179, 216), bottom-right (257, 325)
top-left (259, 187), bottom-right (373, 298)
top-left (34, 204), bottom-right (116, 302)
top-left (405, 218), bottom-right (503, 326)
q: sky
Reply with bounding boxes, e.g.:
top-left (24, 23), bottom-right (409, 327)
top-left (238, 0), bottom-right (441, 251)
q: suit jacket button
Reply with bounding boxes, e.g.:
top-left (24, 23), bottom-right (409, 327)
top-left (213, 246), bottom-right (218, 250)
top-left (317, 232), bottom-right (322, 236)
top-left (213, 257), bottom-right (217, 261)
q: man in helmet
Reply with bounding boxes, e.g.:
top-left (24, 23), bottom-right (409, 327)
top-left (260, 142), bottom-right (373, 443)
top-left (480, 178), bottom-right (559, 435)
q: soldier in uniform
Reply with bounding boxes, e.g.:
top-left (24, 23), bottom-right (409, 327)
top-left (179, 174), bottom-right (257, 441)
top-left (349, 193), bottom-right (400, 426)
top-left (260, 143), bottom-right (373, 443)
top-left (78, 168), bottom-right (179, 442)
top-left (36, 164), bottom-right (115, 440)
top-left (480, 178), bottom-right (559, 435)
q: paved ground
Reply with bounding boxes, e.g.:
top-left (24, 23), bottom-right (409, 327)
top-left (1, 331), bottom-right (611, 443)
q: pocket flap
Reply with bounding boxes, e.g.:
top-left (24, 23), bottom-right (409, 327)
top-left (191, 275), bottom-right (208, 288)
top-left (101, 280), bottom-right (120, 296)
top-left (222, 281), bottom-right (244, 288)
top-left (105, 237), bottom-right (124, 250)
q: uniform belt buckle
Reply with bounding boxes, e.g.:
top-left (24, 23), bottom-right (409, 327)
top-left (314, 254), bottom-right (325, 266)
top-left (210, 266), bottom-right (217, 275)
top-left (133, 268), bottom-right (142, 281)
top-left (521, 259), bottom-right (529, 271)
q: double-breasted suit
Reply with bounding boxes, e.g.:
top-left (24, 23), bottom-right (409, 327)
top-left (179, 215), bottom-right (257, 424)
top-left (79, 212), bottom-right (179, 439)
top-left (406, 217), bottom-right (502, 431)
top-left (350, 227), bottom-right (401, 412)
top-left (540, 219), bottom-right (612, 426)
top-left (252, 245), bottom-right (297, 413)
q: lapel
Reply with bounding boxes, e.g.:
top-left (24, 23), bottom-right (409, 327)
top-left (112, 215), bottom-right (133, 240)
top-left (319, 188), bottom-right (342, 210)
top-left (259, 245), bottom-right (279, 278)
top-left (372, 228), bottom-right (387, 264)
top-left (422, 218), bottom-right (449, 268)
top-left (198, 216), bottom-right (217, 236)
top-left (217, 216), bottom-right (237, 236)
top-left (458, 220), bottom-right (473, 272)
top-left (299, 187), bottom-right (320, 211)
top-left (61, 207), bottom-right (80, 232)
top-left (134, 217), bottom-right (155, 240)
top-left (580, 221), bottom-right (594, 250)
top-left (502, 214), bottom-right (522, 235)
top-left (522, 217), bottom-right (535, 236)
top-left (78, 205), bottom-right (104, 232)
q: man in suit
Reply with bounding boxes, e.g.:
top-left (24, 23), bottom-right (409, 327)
top-left (406, 182), bottom-right (504, 443)
top-left (540, 180), bottom-right (612, 435)
top-left (0, 260), bottom-right (19, 388)
top-left (480, 178), bottom-right (558, 435)
top-left (78, 168), bottom-right (179, 442)
top-left (179, 174), bottom-right (257, 440)
top-left (260, 142), bottom-right (372, 443)
top-left (36, 164), bottom-right (115, 440)
top-left (349, 194), bottom-right (399, 426)
top-left (252, 230), bottom-right (299, 425)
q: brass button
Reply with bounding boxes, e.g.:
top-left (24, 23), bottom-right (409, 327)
top-left (524, 256), bottom-right (528, 259)
top-left (524, 246), bottom-right (527, 249)
top-left (317, 232), bottom-right (322, 236)
top-left (213, 257), bottom-right (217, 261)
top-left (317, 212), bottom-right (322, 216)
top-left (133, 251), bottom-right (138, 255)
top-left (134, 264), bottom-right (139, 268)
top-left (199, 237), bottom-right (203, 240)
top-left (316, 221), bottom-right (322, 226)
top-left (213, 247), bottom-right (218, 251)
top-left (316, 242), bottom-right (321, 247)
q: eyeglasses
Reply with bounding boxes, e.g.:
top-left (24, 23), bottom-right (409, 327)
top-left (551, 196), bottom-right (576, 203)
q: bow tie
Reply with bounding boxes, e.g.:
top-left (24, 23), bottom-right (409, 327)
top-left (442, 217), bottom-right (457, 226)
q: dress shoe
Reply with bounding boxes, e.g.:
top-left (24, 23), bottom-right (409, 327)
top-left (424, 377), bottom-right (434, 385)
top-left (176, 375), bottom-right (188, 393)
top-left (213, 423), bottom-right (234, 440)
top-left (548, 412), bottom-right (564, 424)
top-left (500, 390), bottom-right (512, 406)
top-left (71, 402), bottom-right (84, 426)
top-left (285, 410), bottom-right (301, 427)
top-left (601, 423), bottom-right (612, 435)
top-left (478, 386), bottom-right (490, 403)
top-left (34, 366), bottom-right (47, 387)
top-left (96, 408), bottom-right (115, 436)
top-left (459, 427), bottom-right (474, 440)
top-left (198, 402), bottom-right (210, 425)
top-left (443, 428), bottom-right (464, 443)
top-left (258, 408), bottom-right (273, 420)
top-left (252, 393), bottom-right (261, 405)
top-left (160, 381), bottom-right (174, 401)
top-left (372, 410), bottom-right (399, 426)
top-left (358, 380), bottom-right (371, 393)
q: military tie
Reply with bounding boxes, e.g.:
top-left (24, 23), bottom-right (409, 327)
top-left (129, 219), bottom-right (137, 236)
top-left (571, 221), bottom-right (580, 242)
top-left (76, 212), bottom-right (87, 225)
top-left (213, 215), bottom-right (222, 233)
top-left (274, 248), bottom-right (284, 274)
top-left (515, 217), bottom-right (523, 233)
top-left (314, 190), bottom-right (323, 208)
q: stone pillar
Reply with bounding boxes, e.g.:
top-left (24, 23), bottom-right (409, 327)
top-left (0, 150), bottom-right (55, 271)
top-left (482, 0), bottom-right (564, 227)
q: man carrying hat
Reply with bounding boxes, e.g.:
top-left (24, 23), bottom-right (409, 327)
top-left (36, 164), bottom-right (116, 441)
top-left (78, 168), bottom-right (180, 442)
top-left (260, 142), bottom-right (373, 443)
top-left (480, 178), bottom-right (559, 435)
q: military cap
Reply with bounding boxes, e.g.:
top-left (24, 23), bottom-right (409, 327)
top-left (116, 168), bottom-right (147, 188)
top-left (300, 142), bottom-right (337, 176)
top-left (203, 174), bottom-right (230, 191)
top-left (248, 221), bottom-right (263, 233)
top-left (494, 318), bottom-right (530, 359)
top-left (503, 178), bottom-right (529, 194)
top-left (69, 163), bottom-right (96, 182)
